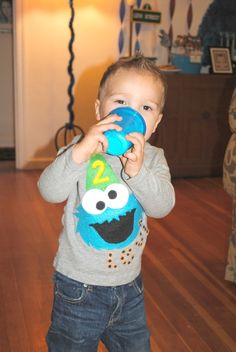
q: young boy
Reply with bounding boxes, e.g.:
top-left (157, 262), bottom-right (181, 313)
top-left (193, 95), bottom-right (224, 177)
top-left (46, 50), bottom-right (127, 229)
top-left (38, 54), bottom-right (175, 352)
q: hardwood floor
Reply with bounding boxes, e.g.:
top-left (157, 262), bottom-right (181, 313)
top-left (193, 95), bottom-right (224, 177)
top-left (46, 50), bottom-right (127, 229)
top-left (0, 169), bottom-right (235, 351)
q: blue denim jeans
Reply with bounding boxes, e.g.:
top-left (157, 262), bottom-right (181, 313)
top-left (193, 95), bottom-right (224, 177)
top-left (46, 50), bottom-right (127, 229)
top-left (46, 271), bottom-right (150, 352)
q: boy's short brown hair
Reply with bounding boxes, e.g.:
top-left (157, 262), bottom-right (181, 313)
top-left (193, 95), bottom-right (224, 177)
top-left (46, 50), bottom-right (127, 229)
top-left (98, 53), bottom-right (167, 109)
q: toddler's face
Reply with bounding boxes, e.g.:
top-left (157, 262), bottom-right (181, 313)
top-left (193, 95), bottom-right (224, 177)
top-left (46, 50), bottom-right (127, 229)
top-left (95, 68), bottom-right (164, 141)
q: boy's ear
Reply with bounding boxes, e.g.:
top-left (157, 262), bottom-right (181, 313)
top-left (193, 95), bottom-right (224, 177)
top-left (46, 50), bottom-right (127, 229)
top-left (95, 99), bottom-right (101, 121)
top-left (152, 113), bottom-right (163, 133)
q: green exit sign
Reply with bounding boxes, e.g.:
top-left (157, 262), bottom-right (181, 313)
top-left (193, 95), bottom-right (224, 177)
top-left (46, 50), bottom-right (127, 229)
top-left (132, 9), bottom-right (161, 24)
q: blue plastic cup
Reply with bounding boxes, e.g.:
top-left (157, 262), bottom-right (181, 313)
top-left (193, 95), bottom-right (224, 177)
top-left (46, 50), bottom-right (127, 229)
top-left (104, 107), bottom-right (146, 156)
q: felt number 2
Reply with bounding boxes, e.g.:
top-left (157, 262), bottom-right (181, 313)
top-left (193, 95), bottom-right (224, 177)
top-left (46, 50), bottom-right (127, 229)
top-left (92, 160), bottom-right (110, 185)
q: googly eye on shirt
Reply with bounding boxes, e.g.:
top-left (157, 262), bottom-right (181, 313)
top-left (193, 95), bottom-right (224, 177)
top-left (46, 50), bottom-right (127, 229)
top-left (105, 184), bottom-right (129, 209)
top-left (81, 184), bottom-right (129, 215)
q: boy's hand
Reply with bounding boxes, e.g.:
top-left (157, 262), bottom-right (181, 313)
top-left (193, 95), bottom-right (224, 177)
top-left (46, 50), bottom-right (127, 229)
top-left (120, 132), bottom-right (145, 178)
top-left (72, 115), bottom-right (122, 164)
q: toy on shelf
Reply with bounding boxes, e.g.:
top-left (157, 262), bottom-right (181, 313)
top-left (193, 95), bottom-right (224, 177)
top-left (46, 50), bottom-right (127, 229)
top-left (170, 34), bottom-right (202, 74)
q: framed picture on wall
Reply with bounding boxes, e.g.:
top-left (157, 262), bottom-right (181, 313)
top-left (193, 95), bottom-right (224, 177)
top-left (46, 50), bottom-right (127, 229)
top-left (209, 47), bottom-right (233, 74)
top-left (0, 0), bottom-right (12, 24)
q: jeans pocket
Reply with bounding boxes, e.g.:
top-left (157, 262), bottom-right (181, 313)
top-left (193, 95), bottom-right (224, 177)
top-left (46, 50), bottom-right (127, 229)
top-left (132, 274), bottom-right (144, 295)
top-left (55, 273), bottom-right (89, 304)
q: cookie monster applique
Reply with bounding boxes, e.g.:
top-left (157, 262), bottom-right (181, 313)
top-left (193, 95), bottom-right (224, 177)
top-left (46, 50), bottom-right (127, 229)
top-left (75, 154), bottom-right (144, 251)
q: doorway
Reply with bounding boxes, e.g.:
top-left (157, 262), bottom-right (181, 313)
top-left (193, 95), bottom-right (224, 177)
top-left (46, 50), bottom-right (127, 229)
top-left (0, 0), bottom-right (14, 165)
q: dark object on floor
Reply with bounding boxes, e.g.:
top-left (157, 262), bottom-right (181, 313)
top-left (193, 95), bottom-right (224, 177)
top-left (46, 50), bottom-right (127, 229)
top-left (0, 147), bottom-right (15, 161)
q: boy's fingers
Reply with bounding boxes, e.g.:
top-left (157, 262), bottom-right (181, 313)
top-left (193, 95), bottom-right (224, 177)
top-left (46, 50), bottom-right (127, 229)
top-left (98, 114), bottom-right (122, 124)
top-left (96, 122), bottom-right (122, 132)
top-left (97, 141), bottom-right (105, 153)
top-left (97, 135), bottom-right (108, 150)
top-left (125, 133), bottom-right (144, 151)
top-left (123, 151), bottom-right (138, 161)
top-left (126, 132), bottom-right (144, 143)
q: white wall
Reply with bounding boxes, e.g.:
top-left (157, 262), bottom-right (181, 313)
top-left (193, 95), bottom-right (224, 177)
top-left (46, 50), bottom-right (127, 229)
top-left (14, 0), bottom-right (212, 169)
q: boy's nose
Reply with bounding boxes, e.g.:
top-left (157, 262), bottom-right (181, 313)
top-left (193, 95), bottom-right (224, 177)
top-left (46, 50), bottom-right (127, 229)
top-left (128, 104), bottom-right (139, 113)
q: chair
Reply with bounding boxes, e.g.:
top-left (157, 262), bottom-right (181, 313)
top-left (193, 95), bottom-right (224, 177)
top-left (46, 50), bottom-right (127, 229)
top-left (223, 87), bottom-right (236, 283)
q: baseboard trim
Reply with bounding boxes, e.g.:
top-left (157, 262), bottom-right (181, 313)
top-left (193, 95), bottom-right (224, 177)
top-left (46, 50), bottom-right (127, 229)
top-left (0, 147), bottom-right (16, 160)
top-left (18, 157), bottom-right (54, 170)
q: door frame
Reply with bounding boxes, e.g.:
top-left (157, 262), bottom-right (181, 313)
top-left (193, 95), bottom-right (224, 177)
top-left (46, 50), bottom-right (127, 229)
top-left (13, 0), bottom-right (25, 169)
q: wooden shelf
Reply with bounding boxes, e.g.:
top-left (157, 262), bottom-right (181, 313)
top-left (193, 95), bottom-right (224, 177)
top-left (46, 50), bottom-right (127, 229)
top-left (150, 74), bottom-right (236, 177)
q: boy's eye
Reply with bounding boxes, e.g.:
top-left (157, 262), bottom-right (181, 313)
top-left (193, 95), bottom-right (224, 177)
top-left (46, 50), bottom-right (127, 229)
top-left (143, 105), bottom-right (152, 111)
top-left (115, 100), bottom-right (126, 105)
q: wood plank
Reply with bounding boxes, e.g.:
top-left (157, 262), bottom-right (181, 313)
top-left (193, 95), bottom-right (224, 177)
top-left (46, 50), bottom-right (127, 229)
top-left (0, 170), bottom-right (235, 351)
top-left (146, 248), bottom-right (236, 351)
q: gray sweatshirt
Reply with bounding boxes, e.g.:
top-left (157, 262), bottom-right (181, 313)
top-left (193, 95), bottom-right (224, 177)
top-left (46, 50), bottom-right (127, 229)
top-left (38, 142), bottom-right (175, 286)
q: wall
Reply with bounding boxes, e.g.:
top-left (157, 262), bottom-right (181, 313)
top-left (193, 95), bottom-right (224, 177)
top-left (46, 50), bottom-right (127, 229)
top-left (120, 0), bottom-right (213, 62)
top-left (0, 22), bottom-right (14, 148)
top-left (14, 0), bottom-right (213, 169)
top-left (14, 0), bottom-right (121, 168)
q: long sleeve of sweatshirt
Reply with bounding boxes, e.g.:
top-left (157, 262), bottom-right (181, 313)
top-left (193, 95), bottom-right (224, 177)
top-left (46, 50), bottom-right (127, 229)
top-left (125, 144), bottom-right (175, 218)
top-left (38, 142), bottom-right (175, 218)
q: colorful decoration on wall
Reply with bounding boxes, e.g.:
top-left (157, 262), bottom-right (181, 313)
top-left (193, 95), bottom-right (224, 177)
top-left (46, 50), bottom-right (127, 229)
top-left (134, 0), bottom-right (143, 53)
top-left (187, 0), bottom-right (193, 34)
top-left (118, 0), bottom-right (126, 55)
top-left (132, 7), bottom-right (161, 24)
top-left (118, 0), bottom-right (143, 56)
top-left (168, 0), bottom-right (176, 47)
top-left (119, 0), bottom-right (163, 56)
top-left (118, 0), bottom-right (204, 61)
top-left (198, 0), bottom-right (236, 66)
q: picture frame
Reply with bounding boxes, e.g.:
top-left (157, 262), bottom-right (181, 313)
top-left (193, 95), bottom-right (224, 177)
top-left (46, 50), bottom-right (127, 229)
top-left (0, 0), bottom-right (12, 24)
top-left (209, 47), bottom-right (233, 74)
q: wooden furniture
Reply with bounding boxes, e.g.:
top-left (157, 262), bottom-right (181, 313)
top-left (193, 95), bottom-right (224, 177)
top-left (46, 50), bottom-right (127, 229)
top-left (150, 74), bottom-right (236, 177)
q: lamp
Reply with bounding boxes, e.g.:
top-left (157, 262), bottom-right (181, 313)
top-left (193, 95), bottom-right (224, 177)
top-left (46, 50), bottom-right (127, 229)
top-left (54, 0), bottom-right (84, 151)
